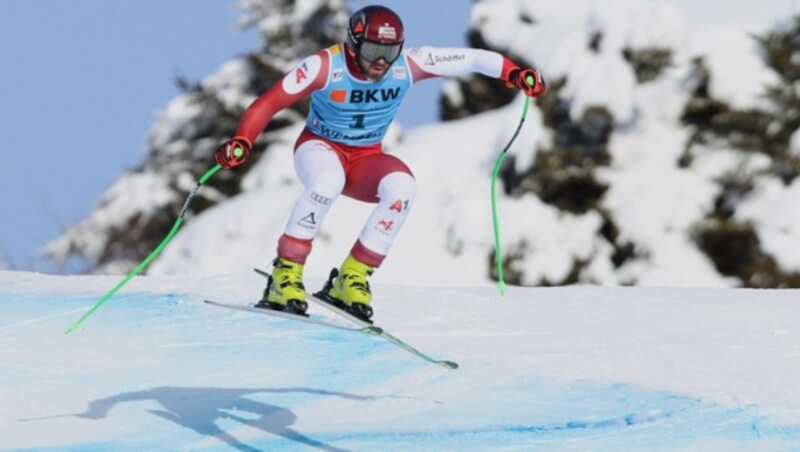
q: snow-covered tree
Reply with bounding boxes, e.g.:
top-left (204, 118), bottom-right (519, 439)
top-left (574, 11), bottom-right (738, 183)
top-left (685, 16), bottom-right (800, 287)
top-left (44, 0), bottom-right (349, 274)
top-left (443, 1), bottom-right (800, 287)
top-left (44, 0), bottom-right (800, 289)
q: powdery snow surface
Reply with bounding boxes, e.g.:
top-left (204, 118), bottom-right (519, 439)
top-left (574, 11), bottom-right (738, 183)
top-left (2, 270), bottom-right (800, 450)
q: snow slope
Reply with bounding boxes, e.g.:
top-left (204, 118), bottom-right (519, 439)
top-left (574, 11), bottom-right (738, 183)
top-left (2, 270), bottom-right (800, 450)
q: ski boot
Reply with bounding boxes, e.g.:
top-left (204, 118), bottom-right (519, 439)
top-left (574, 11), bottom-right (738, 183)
top-left (317, 255), bottom-right (375, 323)
top-left (255, 257), bottom-right (308, 316)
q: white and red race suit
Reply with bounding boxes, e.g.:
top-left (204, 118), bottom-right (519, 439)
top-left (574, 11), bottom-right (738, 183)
top-left (235, 44), bottom-right (520, 267)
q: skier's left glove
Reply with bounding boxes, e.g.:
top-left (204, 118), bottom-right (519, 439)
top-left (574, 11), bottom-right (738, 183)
top-left (507, 67), bottom-right (547, 98)
top-left (214, 137), bottom-right (251, 169)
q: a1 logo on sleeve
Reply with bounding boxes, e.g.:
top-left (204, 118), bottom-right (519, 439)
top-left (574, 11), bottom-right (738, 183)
top-left (282, 54), bottom-right (322, 95)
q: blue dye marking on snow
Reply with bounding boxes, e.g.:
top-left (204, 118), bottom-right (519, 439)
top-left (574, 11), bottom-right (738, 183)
top-left (296, 379), bottom-right (800, 451)
top-left (7, 291), bottom-right (800, 450)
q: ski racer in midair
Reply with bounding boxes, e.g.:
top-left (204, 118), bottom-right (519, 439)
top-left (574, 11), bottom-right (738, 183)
top-left (214, 5), bottom-right (547, 322)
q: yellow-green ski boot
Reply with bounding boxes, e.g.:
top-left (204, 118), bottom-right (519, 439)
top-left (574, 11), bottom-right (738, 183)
top-left (324, 255), bottom-right (374, 322)
top-left (256, 257), bottom-right (308, 316)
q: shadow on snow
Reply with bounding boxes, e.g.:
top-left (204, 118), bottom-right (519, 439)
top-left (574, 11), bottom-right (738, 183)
top-left (71, 386), bottom-right (374, 451)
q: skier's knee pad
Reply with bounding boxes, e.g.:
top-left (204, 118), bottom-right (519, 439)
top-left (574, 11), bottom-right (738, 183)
top-left (378, 172), bottom-right (416, 206)
top-left (309, 169), bottom-right (346, 201)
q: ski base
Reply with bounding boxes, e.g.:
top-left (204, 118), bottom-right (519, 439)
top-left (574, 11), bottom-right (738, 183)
top-left (309, 295), bottom-right (458, 369)
top-left (204, 300), bottom-right (382, 334)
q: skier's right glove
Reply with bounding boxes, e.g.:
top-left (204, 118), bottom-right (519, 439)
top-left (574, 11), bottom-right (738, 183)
top-left (214, 137), bottom-right (251, 169)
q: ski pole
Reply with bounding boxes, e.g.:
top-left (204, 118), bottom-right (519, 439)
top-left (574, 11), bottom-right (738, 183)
top-left (491, 76), bottom-right (534, 295)
top-left (66, 163), bottom-right (224, 334)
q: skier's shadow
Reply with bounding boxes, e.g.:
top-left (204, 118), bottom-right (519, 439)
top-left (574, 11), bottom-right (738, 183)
top-left (75, 386), bottom-right (372, 451)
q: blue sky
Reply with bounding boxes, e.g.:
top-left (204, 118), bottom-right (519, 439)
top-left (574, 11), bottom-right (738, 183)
top-left (0, 0), bottom-right (469, 271)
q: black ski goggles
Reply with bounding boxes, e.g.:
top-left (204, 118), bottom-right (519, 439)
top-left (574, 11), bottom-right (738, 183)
top-left (358, 41), bottom-right (403, 65)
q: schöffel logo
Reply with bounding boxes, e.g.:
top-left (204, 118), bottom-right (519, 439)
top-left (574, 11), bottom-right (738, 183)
top-left (329, 87), bottom-right (401, 104)
top-left (424, 53), bottom-right (466, 66)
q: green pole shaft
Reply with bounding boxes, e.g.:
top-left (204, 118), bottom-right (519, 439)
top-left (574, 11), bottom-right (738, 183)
top-left (491, 80), bottom-right (534, 295)
top-left (491, 154), bottom-right (509, 295)
top-left (66, 164), bottom-right (222, 334)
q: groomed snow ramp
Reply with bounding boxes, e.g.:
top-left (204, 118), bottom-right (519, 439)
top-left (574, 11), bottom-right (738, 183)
top-left (2, 271), bottom-right (800, 450)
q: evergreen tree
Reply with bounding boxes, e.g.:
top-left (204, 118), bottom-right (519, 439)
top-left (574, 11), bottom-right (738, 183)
top-left (684, 16), bottom-right (800, 287)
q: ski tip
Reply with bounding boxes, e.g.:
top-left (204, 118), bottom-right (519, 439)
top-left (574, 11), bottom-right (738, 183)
top-left (441, 361), bottom-right (459, 370)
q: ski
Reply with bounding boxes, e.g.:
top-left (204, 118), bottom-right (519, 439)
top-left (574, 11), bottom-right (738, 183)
top-left (254, 268), bottom-right (458, 369)
top-left (204, 300), bottom-right (382, 335)
top-left (309, 294), bottom-right (459, 369)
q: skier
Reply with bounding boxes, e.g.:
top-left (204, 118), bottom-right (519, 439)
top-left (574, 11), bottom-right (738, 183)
top-left (214, 5), bottom-right (546, 322)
